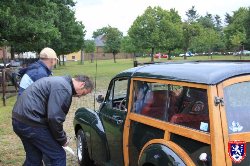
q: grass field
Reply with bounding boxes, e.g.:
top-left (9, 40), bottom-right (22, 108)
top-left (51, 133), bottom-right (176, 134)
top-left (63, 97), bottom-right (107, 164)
top-left (0, 58), bottom-right (134, 166)
top-left (1, 55), bottom-right (250, 165)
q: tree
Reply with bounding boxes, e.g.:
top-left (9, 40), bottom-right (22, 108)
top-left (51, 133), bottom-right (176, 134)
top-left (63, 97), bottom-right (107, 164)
top-left (0, 0), bottom-right (85, 60)
top-left (225, 13), bottom-right (232, 24)
top-left (93, 26), bottom-right (123, 63)
top-left (214, 14), bottom-right (222, 32)
top-left (224, 7), bottom-right (248, 51)
top-left (84, 40), bottom-right (95, 53)
top-left (181, 6), bottom-right (202, 59)
top-left (92, 27), bottom-right (109, 39)
top-left (105, 27), bottom-right (123, 63)
top-left (128, 6), bottom-right (183, 62)
top-left (50, 4), bottom-right (85, 56)
top-left (0, 0), bottom-right (60, 58)
top-left (84, 40), bottom-right (95, 63)
top-left (182, 22), bottom-right (202, 59)
top-left (197, 13), bottom-right (215, 29)
top-left (121, 36), bottom-right (138, 60)
top-left (190, 28), bottom-right (223, 58)
top-left (230, 31), bottom-right (246, 51)
top-left (185, 6), bottom-right (199, 23)
top-left (244, 7), bottom-right (250, 50)
top-left (0, 1), bottom-right (16, 46)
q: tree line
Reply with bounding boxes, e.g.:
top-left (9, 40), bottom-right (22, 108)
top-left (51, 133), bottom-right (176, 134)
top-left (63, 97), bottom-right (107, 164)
top-left (0, 0), bottom-right (85, 60)
top-left (90, 6), bottom-right (250, 62)
top-left (1, 1), bottom-right (250, 62)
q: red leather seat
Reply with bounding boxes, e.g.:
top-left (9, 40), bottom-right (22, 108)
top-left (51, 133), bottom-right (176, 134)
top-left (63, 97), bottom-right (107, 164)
top-left (141, 90), bottom-right (168, 119)
top-left (170, 113), bottom-right (209, 130)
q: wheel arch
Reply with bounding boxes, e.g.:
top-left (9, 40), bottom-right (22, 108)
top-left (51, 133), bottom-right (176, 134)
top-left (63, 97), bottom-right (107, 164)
top-left (138, 139), bottom-right (195, 166)
top-left (74, 107), bottom-right (109, 163)
top-left (74, 124), bottom-right (83, 135)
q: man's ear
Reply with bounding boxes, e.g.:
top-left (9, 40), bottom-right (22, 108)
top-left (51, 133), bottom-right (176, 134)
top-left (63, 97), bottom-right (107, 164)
top-left (80, 82), bottom-right (86, 89)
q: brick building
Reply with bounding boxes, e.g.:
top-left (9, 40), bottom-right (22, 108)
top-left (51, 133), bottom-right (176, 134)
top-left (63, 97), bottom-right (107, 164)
top-left (65, 35), bottom-right (133, 61)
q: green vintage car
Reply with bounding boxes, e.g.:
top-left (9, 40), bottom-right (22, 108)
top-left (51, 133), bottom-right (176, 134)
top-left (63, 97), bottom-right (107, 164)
top-left (74, 61), bottom-right (250, 166)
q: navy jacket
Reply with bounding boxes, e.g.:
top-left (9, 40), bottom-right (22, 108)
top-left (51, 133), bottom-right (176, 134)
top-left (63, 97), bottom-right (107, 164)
top-left (12, 76), bottom-right (76, 146)
top-left (18, 60), bottom-right (52, 95)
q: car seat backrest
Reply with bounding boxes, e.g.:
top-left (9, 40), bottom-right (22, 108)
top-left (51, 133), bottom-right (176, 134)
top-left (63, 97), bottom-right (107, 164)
top-left (141, 90), bottom-right (169, 119)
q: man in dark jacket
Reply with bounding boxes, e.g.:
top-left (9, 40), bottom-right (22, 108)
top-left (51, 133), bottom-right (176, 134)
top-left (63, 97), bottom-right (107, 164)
top-left (18, 47), bottom-right (58, 95)
top-left (17, 47), bottom-right (58, 165)
top-left (12, 75), bottom-right (93, 166)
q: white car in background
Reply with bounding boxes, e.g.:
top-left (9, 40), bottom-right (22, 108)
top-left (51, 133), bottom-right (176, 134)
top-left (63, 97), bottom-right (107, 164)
top-left (237, 50), bottom-right (250, 55)
top-left (179, 52), bottom-right (194, 57)
top-left (0, 63), bottom-right (10, 68)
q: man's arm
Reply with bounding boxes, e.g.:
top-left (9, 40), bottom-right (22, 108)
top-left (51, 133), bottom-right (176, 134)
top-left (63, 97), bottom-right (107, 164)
top-left (47, 89), bottom-right (71, 146)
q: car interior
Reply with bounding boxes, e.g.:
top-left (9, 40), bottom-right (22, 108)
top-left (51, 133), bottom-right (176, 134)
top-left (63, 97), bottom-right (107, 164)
top-left (132, 81), bottom-right (210, 132)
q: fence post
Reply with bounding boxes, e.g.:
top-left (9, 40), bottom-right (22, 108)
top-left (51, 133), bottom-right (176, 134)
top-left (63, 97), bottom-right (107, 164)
top-left (2, 47), bottom-right (7, 106)
top-left (2, 69), bottom-right (6, 106)
top-left (133, 60), bottom-right (138, 67)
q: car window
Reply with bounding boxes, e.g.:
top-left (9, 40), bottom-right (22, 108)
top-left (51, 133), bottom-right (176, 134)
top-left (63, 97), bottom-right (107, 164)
top-left (224, 81), bottom-right (250, 134)
top-left (113, 78), bottom-right (128, 100)
top-left (106, 78), bottom-right (128, 111)
top-left (131, 80), bottom-right (209, 132)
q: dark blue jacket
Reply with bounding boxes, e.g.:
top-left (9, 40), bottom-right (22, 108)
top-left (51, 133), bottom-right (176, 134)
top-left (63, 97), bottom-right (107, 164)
top-left (18, 60), bottom-right (52, 95)
top-left (13, 76), bottom-right (76, 146)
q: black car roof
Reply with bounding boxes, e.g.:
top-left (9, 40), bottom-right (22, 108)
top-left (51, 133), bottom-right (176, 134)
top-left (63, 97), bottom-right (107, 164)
top-left (116, 61), bottom-right (250, 85)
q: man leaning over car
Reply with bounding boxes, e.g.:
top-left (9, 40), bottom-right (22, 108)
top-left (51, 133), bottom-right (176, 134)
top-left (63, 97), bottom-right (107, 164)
top-left (12, 75), bottom-right (93, 166)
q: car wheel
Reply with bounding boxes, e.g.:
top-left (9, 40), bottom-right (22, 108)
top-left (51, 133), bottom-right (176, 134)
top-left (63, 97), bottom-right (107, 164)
top-left (76, 129), bottom-right (92, 166)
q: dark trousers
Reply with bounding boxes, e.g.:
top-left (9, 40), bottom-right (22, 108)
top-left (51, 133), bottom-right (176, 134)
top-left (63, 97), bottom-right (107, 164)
top-left (12, 119), bottom-right (66, 166)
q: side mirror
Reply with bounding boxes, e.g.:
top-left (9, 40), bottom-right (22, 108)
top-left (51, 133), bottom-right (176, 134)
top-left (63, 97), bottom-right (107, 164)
top-left (96, 95), bottom-right (104, 103)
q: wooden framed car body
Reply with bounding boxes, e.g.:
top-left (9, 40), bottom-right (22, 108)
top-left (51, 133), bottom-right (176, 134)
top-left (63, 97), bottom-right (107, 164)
top-left (74, 61), bottom-right (250, 166)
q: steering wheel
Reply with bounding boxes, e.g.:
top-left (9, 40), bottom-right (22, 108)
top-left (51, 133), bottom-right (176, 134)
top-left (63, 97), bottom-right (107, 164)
top-left (119, 98), bottom-right (127, 111)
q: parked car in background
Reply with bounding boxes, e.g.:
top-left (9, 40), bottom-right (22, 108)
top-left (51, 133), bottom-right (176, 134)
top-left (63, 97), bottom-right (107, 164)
top-left (0, 60), bottom-right (21, 69)
top-left (154, 53), bottom-right (161, 59)
top-left (0, 63), bottom-right (10, 68)
top-left (234, 50), bottom-right (250, 56)
top-left (243, 50), bottom-right (250, 55)
top-left (154, 53), bottom-right (168, 59)
top-left (161, 54), bottom-right (168, 58)
top-left (179, 51), bottom-right (194, 57)
top-left (74, 61), bottom-right (250, 166)
top-left (9, 60), bottom-right (21, 67)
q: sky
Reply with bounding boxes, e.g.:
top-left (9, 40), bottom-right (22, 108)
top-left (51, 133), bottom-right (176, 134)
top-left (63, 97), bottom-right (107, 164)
top-left (74, 0), bottom-right (250, 39)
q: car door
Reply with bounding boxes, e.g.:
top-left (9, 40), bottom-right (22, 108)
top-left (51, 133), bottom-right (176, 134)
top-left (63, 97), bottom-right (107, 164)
top-left (99, 77), bottom-right (128, 166)
top-left (218, 77), bottom-right (250, 165)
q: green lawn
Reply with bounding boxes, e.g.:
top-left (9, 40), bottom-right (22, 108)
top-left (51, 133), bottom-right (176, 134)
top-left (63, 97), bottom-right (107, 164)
top-left (0, 96), bottom-right (24, 165)
top-left (0, 58), bottom-right (134, 165)
top-left (1, 55), bottom-right (250, 165)
top-left (53, 58), bottom-right (134, 91)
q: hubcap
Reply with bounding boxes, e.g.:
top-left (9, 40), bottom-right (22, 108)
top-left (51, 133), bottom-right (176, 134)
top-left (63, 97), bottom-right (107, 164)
top-left (77, 134), bottom-right (83, 161)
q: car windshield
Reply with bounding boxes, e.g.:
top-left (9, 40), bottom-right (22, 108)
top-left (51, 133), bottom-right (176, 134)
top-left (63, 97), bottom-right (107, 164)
top-left (224, 81), bottom-right (250, 134)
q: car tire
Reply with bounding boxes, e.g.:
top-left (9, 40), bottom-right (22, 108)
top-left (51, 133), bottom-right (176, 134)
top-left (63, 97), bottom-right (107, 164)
top-left (76, 129), bottom-right (92, 166)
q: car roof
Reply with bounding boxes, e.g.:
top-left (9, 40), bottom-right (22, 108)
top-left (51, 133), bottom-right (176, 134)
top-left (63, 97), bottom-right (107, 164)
top-left (116, 61), bottom-right (250, 85)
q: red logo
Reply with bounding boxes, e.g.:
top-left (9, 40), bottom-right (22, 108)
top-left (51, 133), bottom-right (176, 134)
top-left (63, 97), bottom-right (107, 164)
top-left (228, 140), bottom-right (246, 163)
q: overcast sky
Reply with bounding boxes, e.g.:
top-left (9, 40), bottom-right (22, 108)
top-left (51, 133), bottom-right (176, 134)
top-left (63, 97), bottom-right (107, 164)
top-left (74, 0), bottom-right (250, 39)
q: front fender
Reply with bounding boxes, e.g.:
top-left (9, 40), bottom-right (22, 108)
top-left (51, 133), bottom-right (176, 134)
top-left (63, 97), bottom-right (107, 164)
top-left (138, 139), bottom-right (195, 166)
top-left (74, 107), bottom-right (108, 162)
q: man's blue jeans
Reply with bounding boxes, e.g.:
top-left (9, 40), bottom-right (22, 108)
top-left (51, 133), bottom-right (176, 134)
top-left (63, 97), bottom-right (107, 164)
top-left (12, 119), bottom-right (66, 166)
